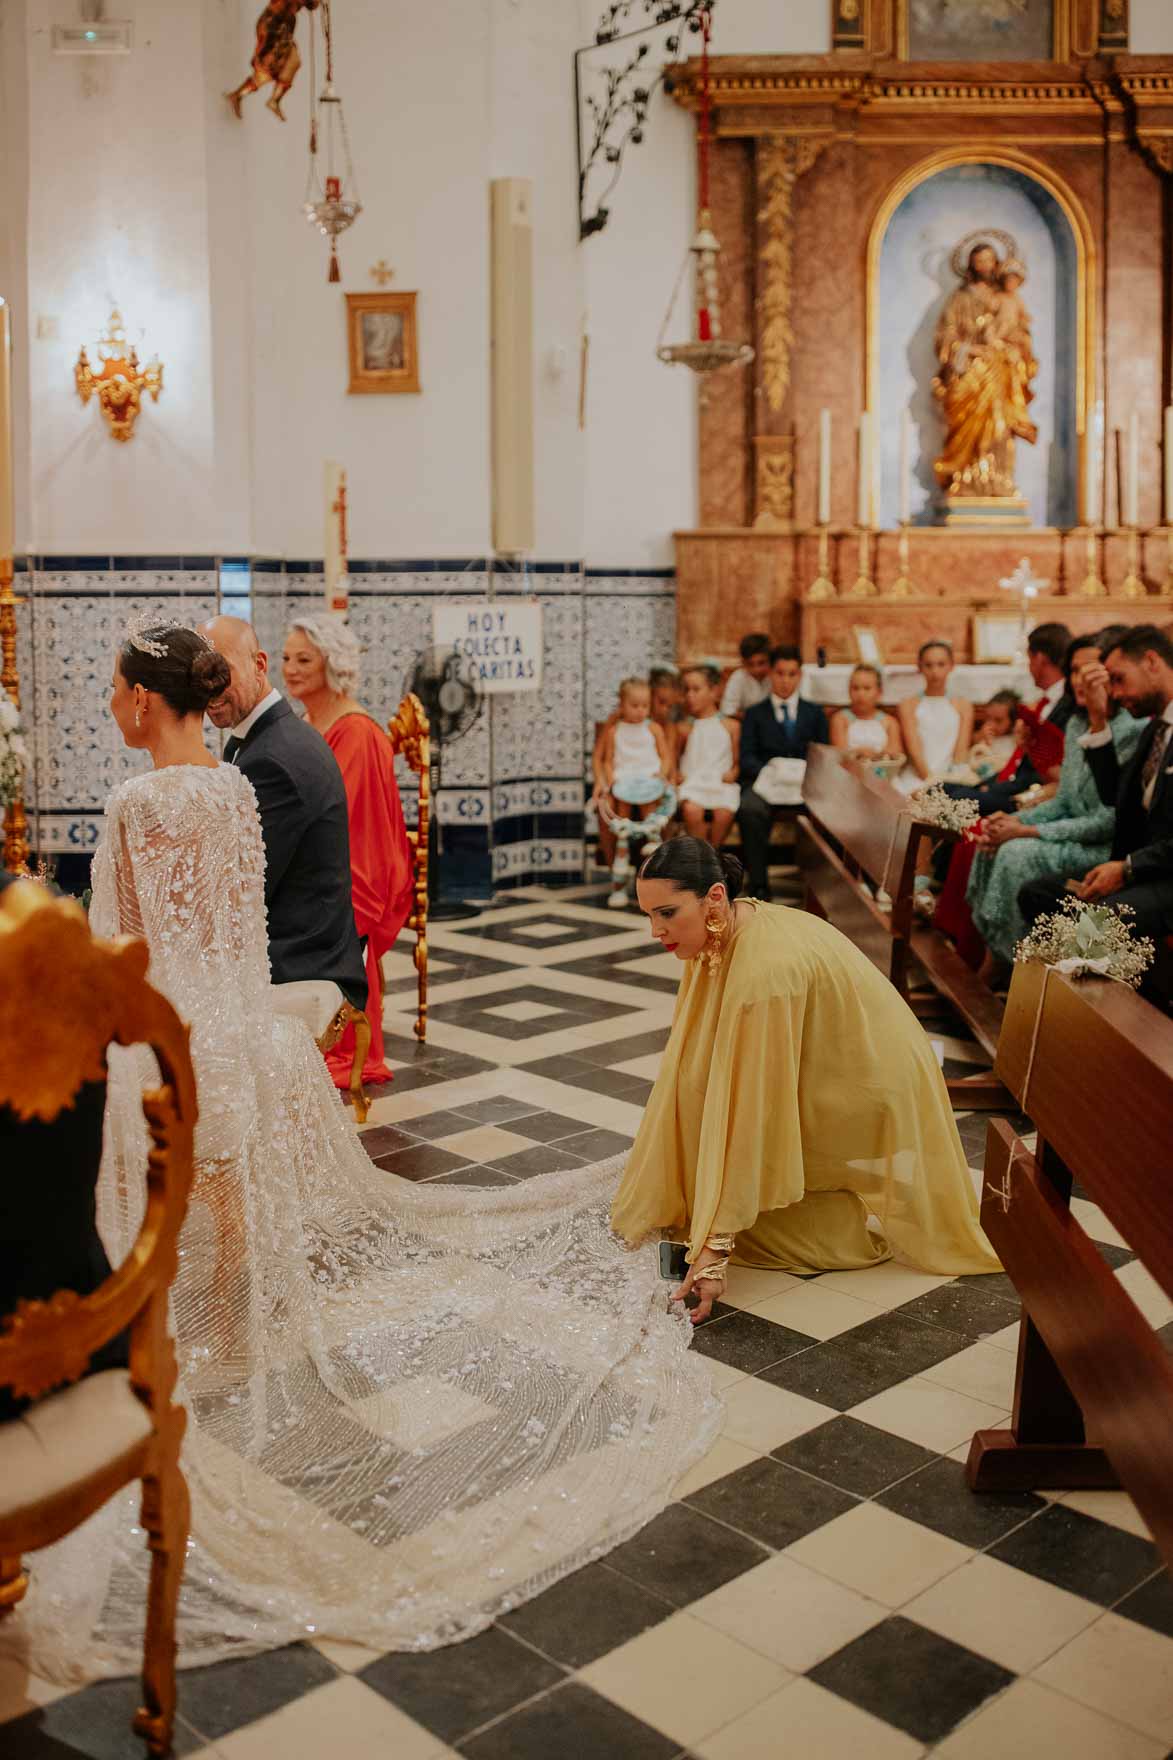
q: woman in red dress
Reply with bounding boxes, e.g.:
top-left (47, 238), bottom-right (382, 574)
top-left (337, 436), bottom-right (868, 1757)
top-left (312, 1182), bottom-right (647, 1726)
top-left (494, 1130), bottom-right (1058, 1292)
top-left (282, 617), bottom-right (413, 1090)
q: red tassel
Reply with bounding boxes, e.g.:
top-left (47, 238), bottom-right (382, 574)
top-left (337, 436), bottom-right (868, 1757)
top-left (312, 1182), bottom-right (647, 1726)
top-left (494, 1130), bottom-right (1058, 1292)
top-left (697, 307), bottom-right (712, 342)
top-left (328, 246), bottom-right (340, 284)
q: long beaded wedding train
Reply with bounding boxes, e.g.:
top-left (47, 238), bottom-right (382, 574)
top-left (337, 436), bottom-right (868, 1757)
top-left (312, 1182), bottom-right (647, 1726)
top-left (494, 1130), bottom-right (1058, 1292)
top-left (4, 764), bottom-right (717, 1680)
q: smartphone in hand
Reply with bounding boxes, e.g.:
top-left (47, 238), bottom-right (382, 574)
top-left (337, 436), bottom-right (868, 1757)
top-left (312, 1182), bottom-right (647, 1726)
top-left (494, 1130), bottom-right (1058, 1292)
top-left (658, 1241), bottom-right (690, 1282)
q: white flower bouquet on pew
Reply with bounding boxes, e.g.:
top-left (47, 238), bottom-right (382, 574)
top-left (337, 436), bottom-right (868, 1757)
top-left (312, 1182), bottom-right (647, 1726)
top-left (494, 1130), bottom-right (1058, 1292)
top-left (906, 782), bottom-right (981, 836)
top-left (1014, 894), bottom-right (1154, 989)
top-left (0, 685), bottom-right (26, 807)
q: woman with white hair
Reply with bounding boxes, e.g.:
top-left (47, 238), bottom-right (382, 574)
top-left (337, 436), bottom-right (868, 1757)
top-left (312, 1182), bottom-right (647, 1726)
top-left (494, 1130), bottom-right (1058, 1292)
top-left (282, 616), bottom-right (413, 1090)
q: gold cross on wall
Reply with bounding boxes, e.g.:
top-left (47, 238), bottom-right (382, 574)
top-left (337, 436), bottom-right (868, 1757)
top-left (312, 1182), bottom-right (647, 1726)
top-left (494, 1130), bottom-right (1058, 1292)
top-left (370, 260), bottom-right (394, 287)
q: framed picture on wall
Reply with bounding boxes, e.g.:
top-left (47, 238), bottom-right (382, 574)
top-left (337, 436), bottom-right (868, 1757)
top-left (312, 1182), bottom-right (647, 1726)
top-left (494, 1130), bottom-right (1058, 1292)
top-left (853, 627), bottom-right (884, 666)
top-left (973, 615), bottom-right (1022, 665)
top-left (346, 291), bottom-right (420, 395)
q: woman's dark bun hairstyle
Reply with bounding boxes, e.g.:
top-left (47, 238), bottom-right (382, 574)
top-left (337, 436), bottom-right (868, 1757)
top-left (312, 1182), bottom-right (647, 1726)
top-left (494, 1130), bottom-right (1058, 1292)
top-left (118, 626), bottom-right (231, 717)
top-left (638, 834), bottom-right (744, 900)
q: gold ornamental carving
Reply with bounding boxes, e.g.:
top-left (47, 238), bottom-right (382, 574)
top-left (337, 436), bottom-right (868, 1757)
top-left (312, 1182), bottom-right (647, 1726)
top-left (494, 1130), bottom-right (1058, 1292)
top-left (753, 433), bottom-right (795, 527)
top-left (756, 135), bottom-right (828, 419)
top-left (75, 309), bottom-right (163, 443)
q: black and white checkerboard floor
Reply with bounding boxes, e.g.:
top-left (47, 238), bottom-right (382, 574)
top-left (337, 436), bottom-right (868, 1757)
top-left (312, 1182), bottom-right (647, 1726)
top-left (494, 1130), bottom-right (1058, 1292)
top-left (5, 885), bottom-right (1173, 1759)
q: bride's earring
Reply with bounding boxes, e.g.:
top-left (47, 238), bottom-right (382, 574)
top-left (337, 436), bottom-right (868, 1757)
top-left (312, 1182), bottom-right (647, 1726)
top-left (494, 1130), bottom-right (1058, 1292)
top-left (702, 912), bottom-right (727, 976)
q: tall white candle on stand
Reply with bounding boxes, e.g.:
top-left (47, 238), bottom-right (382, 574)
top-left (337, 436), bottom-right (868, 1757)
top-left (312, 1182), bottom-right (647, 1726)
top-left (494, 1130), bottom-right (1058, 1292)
top-left (857, 413), bottom-right (871, 528)
top-left (817, 408), bottom-right (831, 524)
top-left (0, 299), bottom-right (13, 568)
top-left (898, 409), bottom-right (911, 525)
top-left (1164, 406), bottom-right (1173, 525)
top-left (324, 460), bottom-right (349, 614)
top-left (1084, 403), bottom-right (1102, 526)
top-left (1126, 411), bottom-right (1140, 526)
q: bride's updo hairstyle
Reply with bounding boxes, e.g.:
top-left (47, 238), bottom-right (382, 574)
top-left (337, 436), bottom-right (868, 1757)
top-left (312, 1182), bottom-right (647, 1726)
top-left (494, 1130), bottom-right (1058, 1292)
top-left (118, 625), bottom-right (231, 717)
top-left (639, 835), bottom-right (744, 901)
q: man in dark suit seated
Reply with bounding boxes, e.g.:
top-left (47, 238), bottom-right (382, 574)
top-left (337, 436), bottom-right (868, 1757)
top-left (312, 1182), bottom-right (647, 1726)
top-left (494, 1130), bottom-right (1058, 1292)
top-left (201, 616), bottom-right (366, 1008)
top-left (737, 644), bottom-right (830, 900)
top-left (942, 621), bottom-right (1075, 817)
top-left (0, 874), bottom-right (126, 1421)
top-left (1018, 625), bottom-right (1173, 972)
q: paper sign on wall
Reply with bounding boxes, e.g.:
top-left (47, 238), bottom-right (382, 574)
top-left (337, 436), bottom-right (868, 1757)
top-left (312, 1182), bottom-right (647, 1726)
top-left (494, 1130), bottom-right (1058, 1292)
top-left (432, 602), bottom-right (543, 694)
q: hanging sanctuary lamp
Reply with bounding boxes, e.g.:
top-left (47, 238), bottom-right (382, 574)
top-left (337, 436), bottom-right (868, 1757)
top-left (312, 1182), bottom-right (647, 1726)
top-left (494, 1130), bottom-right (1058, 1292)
top-left (656, 6), bottom-right (752, 375)
top-left (304, 1), bottom-right (361, 282)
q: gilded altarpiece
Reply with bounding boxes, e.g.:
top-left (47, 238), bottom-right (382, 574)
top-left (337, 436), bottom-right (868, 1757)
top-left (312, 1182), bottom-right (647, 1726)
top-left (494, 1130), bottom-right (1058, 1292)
top-left (673, 24), bottom-right (1173, 672)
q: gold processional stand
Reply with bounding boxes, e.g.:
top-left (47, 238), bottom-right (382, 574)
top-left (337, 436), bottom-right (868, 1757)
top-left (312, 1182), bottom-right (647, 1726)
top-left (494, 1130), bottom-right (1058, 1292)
top-left (1, 295), bottom-right (29, 874)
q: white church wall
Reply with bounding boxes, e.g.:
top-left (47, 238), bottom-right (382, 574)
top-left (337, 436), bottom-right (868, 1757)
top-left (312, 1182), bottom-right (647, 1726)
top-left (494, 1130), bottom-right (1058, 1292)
top-left (1131, 0), bottom-right (1173, 54)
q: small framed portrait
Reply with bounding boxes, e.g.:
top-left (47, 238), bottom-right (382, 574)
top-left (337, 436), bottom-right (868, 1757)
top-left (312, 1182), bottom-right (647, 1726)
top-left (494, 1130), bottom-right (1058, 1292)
top-left (853, 627), bottom-right (884, 666)
top-left (346, 291), bottom-right (420, 395)
top-left (973, 614), bottom-right (1022, 665)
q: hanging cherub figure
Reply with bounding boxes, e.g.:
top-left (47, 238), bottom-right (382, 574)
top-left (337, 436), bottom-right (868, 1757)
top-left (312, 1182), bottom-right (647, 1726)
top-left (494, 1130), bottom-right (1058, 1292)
top-left (226, 0), bottom-right (320, 121)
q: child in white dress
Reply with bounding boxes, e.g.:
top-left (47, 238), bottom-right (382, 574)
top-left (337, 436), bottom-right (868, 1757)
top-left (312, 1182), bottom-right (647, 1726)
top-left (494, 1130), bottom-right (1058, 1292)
top-left (829, 664), bottom-right (904, 767)
top-left (591, 678), bottom-right (672, 887)
top-left (677, 664), bottom-right (741, 846)
top-left (895, 640), bottom-right (973, 794)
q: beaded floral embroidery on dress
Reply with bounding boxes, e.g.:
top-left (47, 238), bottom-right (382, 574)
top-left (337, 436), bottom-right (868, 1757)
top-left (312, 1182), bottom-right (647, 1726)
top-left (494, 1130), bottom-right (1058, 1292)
top-left (4, 763), bottom-right (718, 1678)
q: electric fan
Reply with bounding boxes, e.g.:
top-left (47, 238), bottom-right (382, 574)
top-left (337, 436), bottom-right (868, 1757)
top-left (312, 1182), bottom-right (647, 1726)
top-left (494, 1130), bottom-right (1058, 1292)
top-left (405, 648), bottom-right (484, 920)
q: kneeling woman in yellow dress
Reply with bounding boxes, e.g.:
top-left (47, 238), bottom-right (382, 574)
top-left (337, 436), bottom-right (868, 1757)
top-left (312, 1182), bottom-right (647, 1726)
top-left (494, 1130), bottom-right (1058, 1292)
top-left (610, 836), bottom-right (998, 1321)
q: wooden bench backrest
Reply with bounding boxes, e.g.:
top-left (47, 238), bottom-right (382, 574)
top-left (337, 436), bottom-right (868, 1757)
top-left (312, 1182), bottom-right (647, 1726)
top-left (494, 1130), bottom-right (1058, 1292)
top-left (801, 743), bottom-right (915, 896)
top-left (996, 964), bottom-right (1173, 1304)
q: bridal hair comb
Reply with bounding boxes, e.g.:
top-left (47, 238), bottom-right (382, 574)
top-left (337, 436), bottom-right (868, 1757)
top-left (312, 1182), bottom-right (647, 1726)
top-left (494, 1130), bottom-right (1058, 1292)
top-left (124, 609), bottom-right (212, 660)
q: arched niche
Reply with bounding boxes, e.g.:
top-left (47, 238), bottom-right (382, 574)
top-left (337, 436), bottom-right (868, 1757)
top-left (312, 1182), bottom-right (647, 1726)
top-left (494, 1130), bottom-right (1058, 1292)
top-left (866, 151), bottom-right (1093, 529)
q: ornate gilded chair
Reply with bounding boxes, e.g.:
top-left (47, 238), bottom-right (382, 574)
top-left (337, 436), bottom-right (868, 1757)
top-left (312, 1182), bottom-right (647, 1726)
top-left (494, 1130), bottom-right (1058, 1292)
top-left (386, 692), bottom-right (430, 1042)
top-left (270, 983), bottom-right (372, 1122)
top-left (0, 881), bottom-right (196, 1757)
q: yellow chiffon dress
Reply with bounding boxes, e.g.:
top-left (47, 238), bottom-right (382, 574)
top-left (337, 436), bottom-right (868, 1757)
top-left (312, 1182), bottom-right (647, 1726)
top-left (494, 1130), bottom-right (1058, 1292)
top-left (610, 903), bottom-right (999, 1276)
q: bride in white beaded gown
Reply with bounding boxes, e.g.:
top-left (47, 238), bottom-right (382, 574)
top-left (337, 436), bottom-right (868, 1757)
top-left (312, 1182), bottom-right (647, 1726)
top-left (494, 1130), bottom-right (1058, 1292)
top-left (6, 623), bottom-right (717, 1680)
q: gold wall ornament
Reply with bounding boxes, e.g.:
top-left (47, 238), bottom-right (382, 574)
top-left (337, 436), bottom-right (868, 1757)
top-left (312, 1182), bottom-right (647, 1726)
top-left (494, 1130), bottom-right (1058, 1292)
top-left (756, 136), bottom-right (827, 419)
top-left (753, 433), bottom-right (795, 526)
top-left (74, 310), bottom-right (163, 443)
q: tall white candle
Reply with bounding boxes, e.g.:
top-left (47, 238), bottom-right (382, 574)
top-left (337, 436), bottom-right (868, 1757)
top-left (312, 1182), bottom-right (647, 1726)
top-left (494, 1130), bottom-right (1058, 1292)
top-left (857, 413), bottom-right (871, 528)
top-left (898, 409), bottom-right (911, 526)
top-left (1126, 411), bottom-right (1140, 527)
top-left (324, 460), bottom-right (349, 613)
top-left (1084, 402), bottom-right (1101, 526)
top-left (817, 408), bottom-right (831, 525)
top-left (1164, 406), bottom-right (1173, 525)
top-left (0, 299), bottom-right (12, 567)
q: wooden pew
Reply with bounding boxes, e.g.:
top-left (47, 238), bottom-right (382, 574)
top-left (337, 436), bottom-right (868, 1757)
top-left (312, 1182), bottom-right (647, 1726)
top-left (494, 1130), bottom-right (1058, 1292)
top-left (968, 962), bottom-right (1173, 1565)
top-left (797, 744), bottom-right (1007, 1108)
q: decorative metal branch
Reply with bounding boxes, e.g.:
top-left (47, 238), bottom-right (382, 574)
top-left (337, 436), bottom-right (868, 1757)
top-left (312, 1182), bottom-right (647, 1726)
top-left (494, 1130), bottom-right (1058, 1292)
top-left (575, 1), bottom-right (716, 240)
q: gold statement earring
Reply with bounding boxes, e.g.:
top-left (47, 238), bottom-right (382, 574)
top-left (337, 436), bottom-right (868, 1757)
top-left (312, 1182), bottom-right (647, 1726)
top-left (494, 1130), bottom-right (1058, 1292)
top-left (702, 911), bottom-right (727, 976)
top-left (134, 709), bottom-right (142, 728)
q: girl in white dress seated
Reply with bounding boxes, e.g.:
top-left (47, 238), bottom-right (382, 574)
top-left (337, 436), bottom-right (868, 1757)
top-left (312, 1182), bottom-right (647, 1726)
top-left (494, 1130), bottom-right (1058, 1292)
top-left (895, 639), bottom-right (973, 794)
top-left (677, 663), bottom-right (741, 846)
top-left (829, 664), bottom-right (904, 768)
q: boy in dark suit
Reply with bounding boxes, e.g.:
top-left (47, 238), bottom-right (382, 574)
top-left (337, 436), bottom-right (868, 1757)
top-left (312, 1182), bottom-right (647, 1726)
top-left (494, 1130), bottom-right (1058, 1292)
top-left (201, 616), bottom-right (366, 1007)
top-left (737, 644), bottom-right (830, 899)
top-left (1019, 624), bottom-right (1173, 956)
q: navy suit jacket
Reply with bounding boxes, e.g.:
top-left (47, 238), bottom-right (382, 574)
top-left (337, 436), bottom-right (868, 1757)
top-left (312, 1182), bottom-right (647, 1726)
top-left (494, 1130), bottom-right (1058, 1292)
top-left (225, 698), bottom-right (367, 1006)
top-left (739, 695), bottom-right (830, 784)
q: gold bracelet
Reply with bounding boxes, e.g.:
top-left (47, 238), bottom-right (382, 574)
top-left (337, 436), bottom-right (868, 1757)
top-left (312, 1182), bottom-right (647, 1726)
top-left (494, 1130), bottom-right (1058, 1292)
top-left (692, 1258), bottom-right (730, 1285)
top-left (705, 1233), bottom-right (736, 1256)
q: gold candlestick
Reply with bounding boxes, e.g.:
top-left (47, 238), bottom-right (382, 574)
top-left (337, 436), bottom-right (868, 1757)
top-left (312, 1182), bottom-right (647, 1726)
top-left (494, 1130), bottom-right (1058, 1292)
top-left (807, 524), bottom-right (836, 601)
top-left (0, 560), bottom-right (29, 875)
top-left (890, 523), bottom-right (914, 598)
top-left (1078, 526), bottom-right (1106, 598)
top-left (849, 526), bottom-right (877, 598)
top-left (1120, 526), bottom-right (1146, 600)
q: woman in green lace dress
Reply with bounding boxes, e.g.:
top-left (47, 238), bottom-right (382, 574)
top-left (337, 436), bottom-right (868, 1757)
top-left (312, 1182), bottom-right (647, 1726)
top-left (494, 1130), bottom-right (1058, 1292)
top-left (967, 635), bottom-right (1144, 965)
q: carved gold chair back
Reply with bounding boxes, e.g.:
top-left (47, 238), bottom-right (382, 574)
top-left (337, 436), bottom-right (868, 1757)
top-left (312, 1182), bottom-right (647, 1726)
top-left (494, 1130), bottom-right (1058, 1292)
top-left (0, 881), bottom-right (196, 1757)
top-left (386, 692), bottom-right (430, 1041)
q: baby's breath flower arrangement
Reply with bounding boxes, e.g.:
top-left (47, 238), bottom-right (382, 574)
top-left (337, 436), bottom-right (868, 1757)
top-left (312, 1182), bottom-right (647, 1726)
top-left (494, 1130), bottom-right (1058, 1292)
top-left (1014, 895), bottom-right (1154, 989)
top-left (907, 783), bottom-right (980, 836)
top-left (0, 685), bottom-right (27, 808)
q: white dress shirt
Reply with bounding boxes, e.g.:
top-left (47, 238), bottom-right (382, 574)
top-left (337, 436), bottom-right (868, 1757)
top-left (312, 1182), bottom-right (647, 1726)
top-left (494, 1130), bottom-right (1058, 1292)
top-left (720, 669), bottom-right (770, 717)
top-left (229, 687), bottom-right (283, 747)
top-left (770, 690), bottom-right (801, 725)
top-left (1038, 677), bottom-right (1065, 720)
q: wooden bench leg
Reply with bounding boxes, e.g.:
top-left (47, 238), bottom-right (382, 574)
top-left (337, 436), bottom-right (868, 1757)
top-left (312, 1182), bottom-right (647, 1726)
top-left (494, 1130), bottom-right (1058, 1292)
top-left (967, 1313), bottom-right (1120, 1493)
top-left (946, 1071), bottom-right (1013, 1111)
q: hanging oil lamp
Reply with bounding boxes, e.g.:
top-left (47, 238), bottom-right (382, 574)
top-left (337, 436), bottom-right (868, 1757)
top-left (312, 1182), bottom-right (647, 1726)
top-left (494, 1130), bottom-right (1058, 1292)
top-left (303, 1), bottom-right (361, 282)
top-left (656, 6), bottom-right (752, 374)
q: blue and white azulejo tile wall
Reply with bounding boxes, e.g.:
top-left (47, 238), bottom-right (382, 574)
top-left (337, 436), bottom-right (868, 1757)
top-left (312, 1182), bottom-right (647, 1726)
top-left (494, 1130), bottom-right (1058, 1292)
top-left (13, 557), bottom-right (676, 888)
